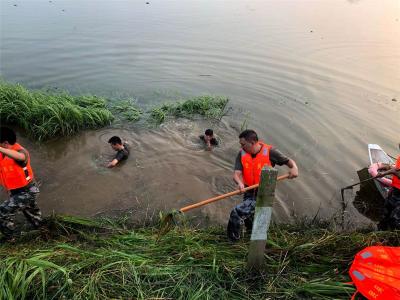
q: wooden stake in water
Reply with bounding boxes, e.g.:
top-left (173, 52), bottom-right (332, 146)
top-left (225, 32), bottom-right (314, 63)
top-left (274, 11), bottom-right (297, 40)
top-left (247, 166), bottom-right (278, 270)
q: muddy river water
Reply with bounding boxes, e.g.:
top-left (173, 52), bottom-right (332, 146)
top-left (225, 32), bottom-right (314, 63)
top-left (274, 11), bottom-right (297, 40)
top-left (1, 0), bottom-right (399, 226)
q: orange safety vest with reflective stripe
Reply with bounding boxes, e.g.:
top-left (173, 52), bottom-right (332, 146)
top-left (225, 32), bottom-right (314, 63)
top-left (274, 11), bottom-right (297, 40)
top-left (392, 155), bottom-right (400, 190)
top-left (241, 142), bottom-right (272, 186)
top-left (0, 143), bottom-right (34, 191)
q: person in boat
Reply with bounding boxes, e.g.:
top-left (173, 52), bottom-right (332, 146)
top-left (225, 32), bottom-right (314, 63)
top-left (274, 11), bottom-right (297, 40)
top-left (0, 127), bottom-right (42, 242)
top-left (107, 136), bottom-right (130, 168)
top-left (376, 151), bottom-right (400, 230)
top-left (199, 129), bottom-right (218, 151)
top-left (227, 129), bottom-right (299, 242)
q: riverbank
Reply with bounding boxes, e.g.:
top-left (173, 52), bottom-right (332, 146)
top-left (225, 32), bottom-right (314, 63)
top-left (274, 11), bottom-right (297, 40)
top-left (1, 215), bottom-right (399, 299)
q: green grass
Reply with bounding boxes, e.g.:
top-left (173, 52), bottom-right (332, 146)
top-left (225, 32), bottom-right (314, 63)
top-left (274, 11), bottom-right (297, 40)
top-left (1, 215), bottom-right (398, 299)
top-left (0, 81), bottom-right (114, 141)
top-left (0, 81), bottom-right (229, 139)
top-left (110, 100), bottom-right (142, 122)
top-left (150, 95), bottom-right (229, 124)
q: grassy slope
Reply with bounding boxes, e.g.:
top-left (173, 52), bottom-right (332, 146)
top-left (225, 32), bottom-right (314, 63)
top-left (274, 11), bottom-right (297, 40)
top-left (1, 216), bottom-right (398, 300)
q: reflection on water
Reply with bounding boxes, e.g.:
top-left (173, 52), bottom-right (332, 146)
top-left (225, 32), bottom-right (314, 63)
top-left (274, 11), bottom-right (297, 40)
top-left (1, 0), bottom-right (399, 225)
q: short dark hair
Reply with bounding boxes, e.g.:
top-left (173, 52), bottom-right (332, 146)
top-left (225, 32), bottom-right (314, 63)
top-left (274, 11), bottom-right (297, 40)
top-left (205, 129), bottom-right (213, 136)
top-left (108, 136), bottom-right (122, 145)
top-left (239, 129), bottom-right (258, 142)
top-left (0, 127), bottom-right (17, 145)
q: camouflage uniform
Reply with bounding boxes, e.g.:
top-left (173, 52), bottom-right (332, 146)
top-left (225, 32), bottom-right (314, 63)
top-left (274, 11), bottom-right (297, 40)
top-left (227, 194), bottom-right (256, 242)
top-left (0, 182), bottom-right (41, 238)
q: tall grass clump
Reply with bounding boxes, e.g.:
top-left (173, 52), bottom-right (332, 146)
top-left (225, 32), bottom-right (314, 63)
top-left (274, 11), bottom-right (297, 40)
top-left (1, 215), bottom-right (399, 299)
top-left (0, 82), bottom-right (114, 141)
top-left (150, 95), bottom-right (229, 124)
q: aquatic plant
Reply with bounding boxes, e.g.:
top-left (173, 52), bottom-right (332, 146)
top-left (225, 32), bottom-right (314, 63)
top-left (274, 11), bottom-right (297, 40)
top-left (1, 215), bottom-right (398, 299)
top-left (0, 82), bottom-right (114, 141)
top-left (110, 100), bottom-right (142, 122)
top-left (149, 95), bottom-right (229, 124)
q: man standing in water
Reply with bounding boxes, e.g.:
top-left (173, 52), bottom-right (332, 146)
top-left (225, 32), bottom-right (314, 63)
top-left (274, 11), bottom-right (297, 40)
top-left (227, 129), bottom-right (299, 242)
top-left (107, 136), bottom-right (130, 168)
top-left (0, 127), bottom-right (42, 242)
top-left (377, 144), bottom-right (400, 230)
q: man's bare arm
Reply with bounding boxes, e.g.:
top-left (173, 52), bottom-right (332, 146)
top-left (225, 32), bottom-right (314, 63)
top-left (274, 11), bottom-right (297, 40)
top-left (107, 159), bottom-right (119, 168)
top-left (0, 147), bottom-right (26, 161)
top-left (233, 170), bottom-right (245, 192)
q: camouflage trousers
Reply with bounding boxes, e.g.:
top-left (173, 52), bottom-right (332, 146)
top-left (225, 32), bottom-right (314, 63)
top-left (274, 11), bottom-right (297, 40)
top-left (0, 183), bottom-right (42, 238)
top-left (227, 195), bottom-right (256, 242)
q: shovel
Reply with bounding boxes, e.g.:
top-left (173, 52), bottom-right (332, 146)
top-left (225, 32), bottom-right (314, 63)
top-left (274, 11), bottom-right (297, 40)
top-left (159, 173), bottom-right (291, 236)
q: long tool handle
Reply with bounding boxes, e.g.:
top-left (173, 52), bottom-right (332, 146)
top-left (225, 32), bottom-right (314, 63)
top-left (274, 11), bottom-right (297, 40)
top-left (180, 173), bottom-right (291, 213)
top-left (341, 176), bottom-right (376, 190)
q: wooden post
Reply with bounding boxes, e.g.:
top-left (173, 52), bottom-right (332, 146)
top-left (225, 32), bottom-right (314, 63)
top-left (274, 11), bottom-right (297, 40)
top-left (247, 166), bottom-right (278, 270)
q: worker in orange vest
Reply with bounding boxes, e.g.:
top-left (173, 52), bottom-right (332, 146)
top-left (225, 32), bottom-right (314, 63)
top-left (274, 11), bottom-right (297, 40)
top-left (227, 129), bottom-right (298, 242)
top-left (0, 127), bottom-right (42, 242)
top-left (377, 145), bottom-right (400, 230)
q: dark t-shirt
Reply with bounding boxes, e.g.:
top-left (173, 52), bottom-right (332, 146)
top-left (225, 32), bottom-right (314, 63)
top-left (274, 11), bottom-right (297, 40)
top-left (199, 135), bottom-right (219, 146)
top-left (115, 144), bottom-right (130, 162)
top-left (234, 146), bottom-right (289, 199)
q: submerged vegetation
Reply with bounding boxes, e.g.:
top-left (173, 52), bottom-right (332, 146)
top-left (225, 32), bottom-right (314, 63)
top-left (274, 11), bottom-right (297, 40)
top-left (0, 81), bottom-right (114, 141)
top-left (110, 99), bottom-right (143, 122)
top-left (1, 215), bottom-right (399, 299)
top-left (0, 81), bottom-right (229, 140)
top-left (150, 95), bottom-right (229, 124)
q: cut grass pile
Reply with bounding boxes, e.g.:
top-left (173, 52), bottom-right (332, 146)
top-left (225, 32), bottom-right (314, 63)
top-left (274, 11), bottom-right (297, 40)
top-left (150, 95), bottom-right (229, 124)
top-left (1, 215), bottom-right (399, 299)
top-left (0, 81), bottom-right (114, 141)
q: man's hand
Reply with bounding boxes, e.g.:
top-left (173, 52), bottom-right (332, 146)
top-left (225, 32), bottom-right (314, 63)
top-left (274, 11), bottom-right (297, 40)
top-left (376, 172), bottom-right (385, 178)
top-left (288, 168), bottom-right (298, 179)
top-left (233, 170), bottom-right (245, 193)
top-left (287, 159), bottom-right (299, 179)
top-left (237, 182), bottom-right (245, 193)
top-left (107, 159), bottom-right (118, 168)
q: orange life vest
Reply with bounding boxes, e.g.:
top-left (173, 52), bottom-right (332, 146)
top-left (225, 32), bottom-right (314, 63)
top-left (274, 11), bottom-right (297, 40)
top-left (0, 143), bottom-right (34, 191)
top-left (241, 142), bottom-right (272, 186)
top-left (392, 155), bottom-right (400, 190)
top-left (349, 246), bottom-right (400, 300)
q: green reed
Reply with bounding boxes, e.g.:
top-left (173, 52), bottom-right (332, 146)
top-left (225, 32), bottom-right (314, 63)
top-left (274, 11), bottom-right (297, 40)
top-left (110, 100), bottom-right (142, 122)
top-left (1, 215), bottom-right (398, 299)
top-left (150, 95), bottom-right (229, 124)
top-left (0, 82), bottom-right (114, 141)
top-left (0, 81), bottom-right (230, 140)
